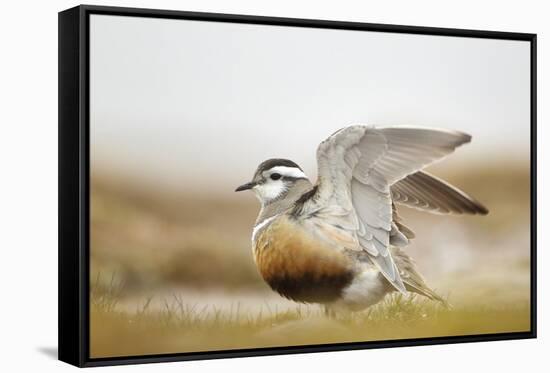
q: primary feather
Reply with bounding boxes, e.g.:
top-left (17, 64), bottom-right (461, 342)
top-left (391, 171), bottom-right (488, 215)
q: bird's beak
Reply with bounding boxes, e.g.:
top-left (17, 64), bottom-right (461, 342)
top-left (235, 181), bottom-right (257, 192)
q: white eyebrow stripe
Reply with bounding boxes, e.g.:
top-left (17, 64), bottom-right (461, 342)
top-left (268, 166), bottom-right (307, 179)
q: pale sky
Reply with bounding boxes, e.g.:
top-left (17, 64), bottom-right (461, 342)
top-left (90, 14), bottom-right (531, 194)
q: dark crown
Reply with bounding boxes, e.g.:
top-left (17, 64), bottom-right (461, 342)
top-left (256, 158), bottom-right (303, 174)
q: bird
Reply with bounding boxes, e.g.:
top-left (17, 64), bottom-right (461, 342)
top-left (235, 125), bottom-right (488, 314)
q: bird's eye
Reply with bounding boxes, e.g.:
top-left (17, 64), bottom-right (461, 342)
top-left (270, 173), bottom-right (282, 180)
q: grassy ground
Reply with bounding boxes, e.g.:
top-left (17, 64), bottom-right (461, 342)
top-left (90, 287), bottom-right (530, 358)
top-left (89, 165), bottom-right (531, 358)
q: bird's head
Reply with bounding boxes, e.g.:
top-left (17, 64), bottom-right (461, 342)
top-left (235, 158), bottom-right (309, 206)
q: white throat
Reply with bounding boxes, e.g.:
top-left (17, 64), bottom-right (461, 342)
top-left (253, 180), bottom-right (288, 205)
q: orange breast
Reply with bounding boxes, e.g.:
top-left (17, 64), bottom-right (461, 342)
top-left (254, 216), bottom-right (354, 303)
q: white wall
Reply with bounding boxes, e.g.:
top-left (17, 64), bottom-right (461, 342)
top-left (0, 0), bottom-right (546, 372)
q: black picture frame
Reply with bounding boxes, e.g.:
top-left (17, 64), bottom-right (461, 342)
top-left (58, 4), bottom-right (537, 368)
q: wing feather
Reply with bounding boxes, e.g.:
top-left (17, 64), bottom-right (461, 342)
top-left (392, 171), bottom-right (489, 215)
top-left (306, 125), bottom-right (473, 293)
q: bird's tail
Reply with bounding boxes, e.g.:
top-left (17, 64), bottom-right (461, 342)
top-left (391, 246), bottom-right (451, 308)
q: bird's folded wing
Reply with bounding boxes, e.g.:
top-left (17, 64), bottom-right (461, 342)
top-left (309, 125), bottom-right (471, 293)
top-left (391, 171), bottom-right (489, 215)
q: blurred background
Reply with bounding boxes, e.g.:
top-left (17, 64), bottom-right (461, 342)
top-left (89, 14), bottom-right (531, 357)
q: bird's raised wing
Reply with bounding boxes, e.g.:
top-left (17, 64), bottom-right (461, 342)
top-left (391, 171), bottom-right (488, 215)
top-left (306, 125), bottom-right (472, 293)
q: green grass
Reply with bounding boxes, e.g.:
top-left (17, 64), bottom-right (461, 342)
top-left (90, 290), bottom-right (530, 358)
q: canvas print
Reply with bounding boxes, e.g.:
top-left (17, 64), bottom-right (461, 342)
top-left (89, 14), bottom-right (532, 358)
